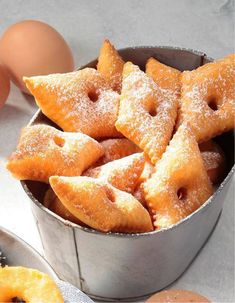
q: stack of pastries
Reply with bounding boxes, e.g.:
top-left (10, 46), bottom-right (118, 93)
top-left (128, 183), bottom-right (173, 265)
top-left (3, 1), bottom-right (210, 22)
top-left (7, 40), bottom-right (235, 232)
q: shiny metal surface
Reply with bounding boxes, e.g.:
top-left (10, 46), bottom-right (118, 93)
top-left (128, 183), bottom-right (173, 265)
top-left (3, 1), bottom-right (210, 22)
top-left (21, 47), bottom-right (234, 301)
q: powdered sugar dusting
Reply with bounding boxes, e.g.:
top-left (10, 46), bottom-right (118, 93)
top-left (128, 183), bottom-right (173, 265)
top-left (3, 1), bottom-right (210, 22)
top-left (26, 68), bottom-right (121, 138)
top-left (8, 124), bottom-right (103, 181)
top-left (93, 138), bottom-right (141, 166)
top-left (116, 62), bottom-right (178, 164)
top-left (97, 39), bottom-right (124, 93)
top-left (179, 55), bottom-right (235, 142)
top-left (144, 124), bottom-right (213, 229)
top-left (84, 153), bottom-right (145, 193)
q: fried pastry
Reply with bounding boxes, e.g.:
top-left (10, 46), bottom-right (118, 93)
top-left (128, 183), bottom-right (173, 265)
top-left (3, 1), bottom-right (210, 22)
top-left (49, 176), bottom-right (153, 233)
top-left (97, 39), bottom-right (124, 93)
top-left (95, 138), bottom-right (141, 166)
top-left (146, 57), bottom-right (181, 93)
top-left (138, 159), bottom-right (155, 184)
top-left (115, 62), bottom-right (178, 165)
top-left (24, 68), bottom-right (121, 138)
top-left (134, 183), bottom-right (147, 207)
top-left (84, 153), bottom-right (145, 193)
top-left (44, 188), bottom-right (85, 225)
top-left (7, 124), bottom-right (103, 182)
top-left (0, 266), bottom-right (63, 303)
top-left (178, 54), bottom-right (235, 142)
top-left (199, 140), bottom-right (226, 184)
top-left (133, 160), bottom-right (155, 207)
top-left (144, 124), bottom-right (213, 229)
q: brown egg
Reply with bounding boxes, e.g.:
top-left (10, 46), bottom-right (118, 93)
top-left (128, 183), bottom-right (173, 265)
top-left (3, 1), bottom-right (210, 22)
top-left (0, 20), bottom-right (74, 94)
top-left (0, 64), bottom-right (10, 109)
top-left (145, 289), bottom-right (211, 303)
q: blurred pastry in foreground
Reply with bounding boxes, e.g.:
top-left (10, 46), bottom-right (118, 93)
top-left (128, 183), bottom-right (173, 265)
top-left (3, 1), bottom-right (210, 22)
top-left (0, 266), bottom-right (63, 303)
top-left (7, 124), bottom-right (103, 182)
top-left (49, 176), bottom-right (153, 233)
top-left (97, 39), bottom-right (124, 93)
top-left (144, 124), bottom-right (213, 229)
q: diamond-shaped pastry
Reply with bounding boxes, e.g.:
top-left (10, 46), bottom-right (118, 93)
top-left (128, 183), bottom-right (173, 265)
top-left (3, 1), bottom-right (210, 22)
top-left (24, 68), bottom-right (121, 138)
top-left (49, 176), bottom-right (153, 233)
top-left (7, 124), bottom-right (103, 182)
top-left (115, 62), bottom-right (178, 164)
top-left (144, 124), bottom-right (213, 229)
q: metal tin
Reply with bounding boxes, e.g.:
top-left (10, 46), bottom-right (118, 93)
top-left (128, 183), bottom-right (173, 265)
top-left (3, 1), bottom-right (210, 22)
top-left (21, 47), bottom-right (234, 301)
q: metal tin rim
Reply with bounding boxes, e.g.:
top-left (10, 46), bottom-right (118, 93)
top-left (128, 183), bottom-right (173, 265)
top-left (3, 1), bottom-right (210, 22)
top-left (21, 45), bottom-right (234, 238)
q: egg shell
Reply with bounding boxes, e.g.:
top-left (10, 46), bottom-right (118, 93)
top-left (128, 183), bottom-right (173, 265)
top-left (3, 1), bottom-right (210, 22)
top-left (0, 20), bottom-right (74, 94)
top-left (0, 64), bottom-right (10, 109)
top-left (145, 289), bottom-right (211, 303)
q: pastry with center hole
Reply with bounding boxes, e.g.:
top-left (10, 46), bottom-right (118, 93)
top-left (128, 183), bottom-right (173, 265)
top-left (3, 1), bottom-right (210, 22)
top-left (115, 62), bottom-right (178, 165)
top-left (7, 124), bottom-right (104, 182)
top-left (144, 124), bottom-right (213, 229)
top-left (24, 68), bottom-right (121, 138)
top-left (0, 266), bottom-right (63, 303)
top-left (50, 176), bottom-right (153, 233)
top-left (178, 54), bottom-right (235, 142)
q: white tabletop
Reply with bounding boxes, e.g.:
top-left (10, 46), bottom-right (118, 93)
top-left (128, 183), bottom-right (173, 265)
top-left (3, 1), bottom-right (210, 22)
top-left (0, 1), bottom-right (234, 302)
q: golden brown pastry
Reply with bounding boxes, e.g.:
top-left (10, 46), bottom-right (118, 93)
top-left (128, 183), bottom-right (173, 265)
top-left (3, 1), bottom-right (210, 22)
top-left (144, 124), bottom-right (213, 229)
top-left (178, 55), bottom-right (235, 142)
top-left (97, 39), bottom-right (124, 93)
top-left (7, 124), bottom-right (103, 182)
top-left (84, 153), bottom-right (145, 193)
top-left (49, 176), bottom-right (153, 233)
top-left (24, 68), bottom-right (121, 138)
top-left (115, 62), bottom-right (178, 165)
top-left (44, 188), bottom-right (85, 225)
top-left (0, 266), bottom-right (63, 303)
top-left (199, 140), bottom-right (226, 184)
top-left (95, 138), bottom-right (141, 166)
top-left (146, 57), bottom-right (181, 93)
